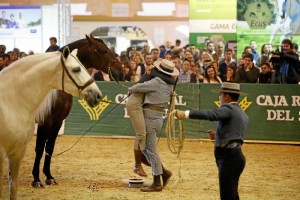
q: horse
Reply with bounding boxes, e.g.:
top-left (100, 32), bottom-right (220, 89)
top-left (31, 34), bottom-right (124, 188)
top-left (0, 47), bottom-right (102, 200)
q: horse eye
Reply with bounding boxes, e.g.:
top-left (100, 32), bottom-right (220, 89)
top-left (72, 67), bottom-right (81, 73)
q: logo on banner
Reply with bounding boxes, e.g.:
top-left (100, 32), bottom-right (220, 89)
top-left (78, 95), bottom-right (111, 120)
top-left (244, 2), bottom-right (272, 29)
top-left (214, 96), bottom-right (252, 111)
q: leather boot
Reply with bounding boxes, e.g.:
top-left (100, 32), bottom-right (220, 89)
top-left (141, 175), bottom-right (162, 192)
top-left (141, 152), bottom-right (151, 166)
top-left (134, 149), bottom-right (148, 177)
top-left (162, 166), bottom-right (172, 188)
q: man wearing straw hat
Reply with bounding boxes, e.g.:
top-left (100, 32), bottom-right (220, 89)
top-left (128, 59), bottom-right (179, 192)
top-left (176, 82), bottom-right (249, 200)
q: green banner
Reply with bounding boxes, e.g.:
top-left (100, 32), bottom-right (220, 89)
top-left (65, 82), bottom-right (300, 141)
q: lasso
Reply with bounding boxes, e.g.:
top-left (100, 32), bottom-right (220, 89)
top-left (164, 91), bottom-right (185, 186)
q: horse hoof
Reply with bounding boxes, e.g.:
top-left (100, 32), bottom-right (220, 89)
top-left (45, 178), bottom-right (58, 185)
top-left (32, 181), bottom-right (45, 188)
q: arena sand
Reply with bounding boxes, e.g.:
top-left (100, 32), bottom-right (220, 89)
top-left (1, 136), bottom-right (300, 200)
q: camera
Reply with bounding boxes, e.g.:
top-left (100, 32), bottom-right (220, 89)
top-left (270, 47), bottom-right (284, 70)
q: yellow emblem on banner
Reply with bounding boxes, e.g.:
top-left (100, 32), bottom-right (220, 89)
top-left (78, 96), bottom-right (111, 120)
top-left (214, 97), bottom-right (252, 111)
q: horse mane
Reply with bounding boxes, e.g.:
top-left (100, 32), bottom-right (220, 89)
top-left (58, 37), bottom-right (105, 53)
top-left (35, 90), bottom-right (58, 124)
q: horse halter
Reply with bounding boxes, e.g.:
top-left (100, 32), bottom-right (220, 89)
top-left (60, 53), bottom-right (95, 93)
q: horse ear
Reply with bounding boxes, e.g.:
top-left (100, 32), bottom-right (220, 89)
top-left (90, 34), bottom-right (95, 40)
top-left (85, 34), bottom-right (90, 41)
top-left (71, 49), bottom-right (78, 56)
top-left (86, 34), bottom-right (93, 45)
top-left (62, 46), bottom-right (71, 58)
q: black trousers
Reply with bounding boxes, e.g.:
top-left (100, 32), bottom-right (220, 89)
top-left (214, 147), bottom-right (246, 200)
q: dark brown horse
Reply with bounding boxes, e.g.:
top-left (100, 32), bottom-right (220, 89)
top-left (32, 34), bottom-right (123, 188)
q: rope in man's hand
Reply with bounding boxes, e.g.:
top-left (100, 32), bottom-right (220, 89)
top-left (165, 91), bottom-right (185, 187)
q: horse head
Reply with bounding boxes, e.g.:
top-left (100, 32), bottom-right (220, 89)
top-left (59, 34), bottom-right (123, 81)
top-left (85, 34), bottom-right (123, 81)
top-left (61, 47), bottom-right (102, 107)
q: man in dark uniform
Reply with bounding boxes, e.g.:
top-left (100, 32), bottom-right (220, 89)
top-left (176, 82), bottom-right (249, 200)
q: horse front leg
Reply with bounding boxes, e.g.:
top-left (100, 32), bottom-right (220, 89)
top-left (8, 147), bottom-right (26, 200)
top-left (43, 122), bottom-right (61, 186)
top-left (0, 150), bottom-right (4, 197)
top-left (32, 125), bottom-right (48, 188)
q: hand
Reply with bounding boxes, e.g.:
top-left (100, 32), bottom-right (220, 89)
top-left (175, 110), bottom-right (185, 119)
top-left (207, 130), bottom-right (215, 140)
top-left (171, 91), bottom-right (177, 97)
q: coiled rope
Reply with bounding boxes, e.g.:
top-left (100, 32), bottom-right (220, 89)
top-left (164, 92), bottom-right (185, 186)
top-left (165, 92), bottom-right (185, 157)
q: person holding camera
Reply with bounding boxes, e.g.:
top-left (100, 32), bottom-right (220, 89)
top-left (270, 39), bottom-right (300, 84)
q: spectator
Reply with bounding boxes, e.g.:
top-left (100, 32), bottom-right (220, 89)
top-left (190, 62), bottom-right (204, 83)
top-left (213, 41), bottom-right (225, 62)
top-left (129, 60), bottom-right (139, 82)
top-left (159, 45), bottom-right (166, 58)
top-left (270, 39), bottom-right (300, 84)
top-left (200, 52), bottom-right (214, 74)
top-left (250, 40), bottom-right (261, 67)
top-left (0, 54), bottom-right (6, 71)
top-left (0, 44), bottom-right (6, 54)
top-left (141, 53), bottom-right (154, 75)
top-left (46, 37), bottom-right (60, 52)
top-left (150, 48), bottom-right (160, 62)
top-left (205, 41), bottom-right (215, 56)
top-left (235, 53), bottom-right (260, 83)
top-left (177, 59), bottom-right (191, 83)
top-left (189, 44), bottom-right (200, 62)
top-left (203, 65), bottom-right (222, 83)
top-left (175, 39), bottom-right (181, 48)
top-left (225, 63), bottom-right (237, 82)
top-left (259, 63), bottom-right (273, 83)
top-left (259, 44), bottom-right (271, 66)
top-left (140, 44), bottom-right (150, 57)
top-left (164, 51), bottom-right (172, 61)
top-left (219, 48), bottom-right (237, 81)
top-left (127, 47), bottom-right (137, 61)
top-left (171, 55), bottom-right (181, 72)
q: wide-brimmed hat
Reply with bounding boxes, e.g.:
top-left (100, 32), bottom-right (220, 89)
top-left (153, 59), bottom-right (179, 76)
top-left (212, 82), bottom-right (247, 95)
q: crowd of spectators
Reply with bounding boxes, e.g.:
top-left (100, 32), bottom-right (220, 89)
top-left (99, 38), bottom-right (300, 84)
top-left (1, 37), bottom-right (299, 84)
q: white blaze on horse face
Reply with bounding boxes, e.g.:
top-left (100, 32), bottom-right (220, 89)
top-left (64, 48), bottom-right (102, 107)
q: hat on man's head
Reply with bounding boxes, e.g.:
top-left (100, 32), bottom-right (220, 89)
top-left (212, 82), bottom-right (247, 95)
top-left (153, 59), bottom-right (179, 76)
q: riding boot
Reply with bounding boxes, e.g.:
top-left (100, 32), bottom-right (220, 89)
top-left (161, 166), bottom-right (172, 188)
top-left (141, 175), bottom-right (162, 192)
top-left (134, 149), bottom-right (148, 177)
top-left (141, 152), bottom-right (151, 166)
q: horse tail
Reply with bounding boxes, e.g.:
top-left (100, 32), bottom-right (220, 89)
top-left (35, 90), bottom-right (58, 124)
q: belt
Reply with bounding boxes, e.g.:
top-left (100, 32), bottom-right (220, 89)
top-left (224, 141), bottom-right (242, 149)
top-left (143, 104), bottom-right (164, 112)
top-left (219, 140), bottom-right (242, 149)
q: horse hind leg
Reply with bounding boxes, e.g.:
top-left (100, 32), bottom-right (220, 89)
top-left (31, 125), bottom-right (48, 188)
top-left (43, 122), bottom-right (61, 186)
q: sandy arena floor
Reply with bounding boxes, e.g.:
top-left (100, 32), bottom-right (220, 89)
top-left (1, 136), bottom-right (300, 200)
